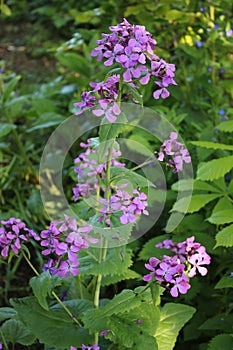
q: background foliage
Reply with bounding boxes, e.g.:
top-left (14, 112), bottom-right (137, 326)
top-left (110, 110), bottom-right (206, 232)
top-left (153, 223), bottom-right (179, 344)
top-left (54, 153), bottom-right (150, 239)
top-left (0, 0), bottom-right (233, 349)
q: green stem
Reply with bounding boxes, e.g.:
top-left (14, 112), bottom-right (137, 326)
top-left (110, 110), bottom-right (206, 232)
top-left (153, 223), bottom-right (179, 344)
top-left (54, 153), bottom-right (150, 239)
top-left (21, 250), bottom-right (82, 326)
top-left (0, 327), bottom-right (9, 350)
top-left (93, 136), bottom-right (116, 344)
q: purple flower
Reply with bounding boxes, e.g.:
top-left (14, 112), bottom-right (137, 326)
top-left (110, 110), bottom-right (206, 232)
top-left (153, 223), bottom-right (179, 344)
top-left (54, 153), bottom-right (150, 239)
top-left (81, 345), bottom-right (100, 350)
top-left (157, 132), bottom-right (191, 172)
top-left (170, 276), bottom-right (191, 297)
top-left (0, 218), bottom-right (39, 258)
top-left (42, 258), bottom-right (58, 275)
top-left (226, 29), bottom-right (233, 37)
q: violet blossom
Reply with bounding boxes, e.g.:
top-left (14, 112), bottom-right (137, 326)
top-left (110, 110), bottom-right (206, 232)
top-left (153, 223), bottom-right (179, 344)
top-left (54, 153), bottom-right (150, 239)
top-left (74, 18), bottom-right (177, 122)
top-left (157, 132), bottom-right (191, 172)
top-left (143, 236), bottom-right (211, 297)
top-left (41, 215), bottom-right (98, 278)
top-left (0, 218), bottom-right (40, 258)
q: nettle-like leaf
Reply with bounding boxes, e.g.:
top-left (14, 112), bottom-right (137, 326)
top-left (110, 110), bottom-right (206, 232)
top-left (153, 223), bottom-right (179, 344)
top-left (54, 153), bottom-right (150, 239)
top-left (82, 289), bottom-right (143, 333)
top-left (214, 224), bottom-right (233, 248)
top-left (207, 210), bottom-right (233, 225)
top-left (99, 112), bottom-right (127, 145)
top-left (171, 194), bottom-right (221, 213)
top-left (216, 120), bottom-right (233, 133)
top-left (207, 334), bottom-right (233, 350)
top-left (110, 165), bottom-right (155, 189)
top-left (10, 297), bottom-right (90, 349)
top-left (29, 270), bottom-right (52, 311)
top-left (1, 319), bottom-right (36, 346)
top-left (105, 303), bottom-right (159, 349)
top-left (191, 141), bottom-right (233, 151)
top-left (215, 274), bottom-right (233, 289)
top-left (102, 269), bottom-right (141, 286)
top-left (197, 156), bottom-right (233, 181)
top-left (0, 307), bottom-right (17, 321)
top-left (155, 303), bottom-right (196, 350)
top-left (78, 247), bottom-right (133, 277)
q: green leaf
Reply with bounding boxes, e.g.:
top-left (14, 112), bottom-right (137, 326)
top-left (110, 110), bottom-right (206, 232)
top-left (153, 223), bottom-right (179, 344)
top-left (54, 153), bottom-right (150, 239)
top-left (83, 290), bottom-right (142, 333)
top-left (199, 314), bottom-right (233, 332)
top-left (197, 156), bottom-right (233, 181)
top-left (3, 76), bottom-right (20, 101)
top-left (29, 271), bottom-right (52, 310)
top-left (99, 111), bottom-right (127, 145)
top-left (110, 166), bottom-right (155, 189)
top-left (56, 52), bottom-right (90, 76)
top-left (10, 297), bottom-right (90, 349)
top-left (78, 248), bottom-right (133, 277)
top-left (106, 304), bottom-right (159, 349)
top-left (216, 120), bottom-right (233, 133)
top-left (215, 274), bottom-right (233, 289)
top-left (0, 307), bottom-right (17, 321)
top-left (212, 197), bottom-right (233, 214)
top-left (171, 194), bottom-right (221, 213)
top-left (155, 303), bottom-right (196, 350)
top-left (139, 235), bottom-right (170, 260)
top-left (208, 210), bottom-right (233, 225)
top-left (0, 123), bottom-right (16, 139)
top-left (102, 269), bottom-right (141, 286)
top-left (0, 3), bottom-right (12, 16)
top-left (208, 334), bottom-right (233, 350)
top-left (214, 224), bottom-right (233, 248)
top-left (27, 113), bottom-right (65, 132)
top-left (124, 84), bottom-right (143, 105)
top-left (191, 141), bottom-right (233, 151)
top-left (1, 319), bottom-right (36, 345)
top-left (32, 98), bottom-right (57, 115)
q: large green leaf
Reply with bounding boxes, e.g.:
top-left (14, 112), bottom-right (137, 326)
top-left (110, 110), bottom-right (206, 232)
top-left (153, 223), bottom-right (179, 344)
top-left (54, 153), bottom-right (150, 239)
top-left (155, 303), bottom-right (196, 350)
top-left (78, 248), bottom-right (133, 277)
top-left (102, 269), bottom-right (140, 286)
top-left (191, 141), bottom-right (233, 151)
top-left (106, 304), bottom-right (159, 349)
top-left (1, 319), bottom-right (36, 345)
top-left (197, 156), bottom-right (233, 181)
top-left (208, 210), bottom-right (233, 225)
top-left (171, 194), bottom-right (221, 213)
top-left (82, 290), bottom-right (142, 333)
top-left (214, 224), bottom-right (233, 248)
top-left (29, 271), bottom-right (52, 310)
top-left (10, 297), bottom-right (90, 349)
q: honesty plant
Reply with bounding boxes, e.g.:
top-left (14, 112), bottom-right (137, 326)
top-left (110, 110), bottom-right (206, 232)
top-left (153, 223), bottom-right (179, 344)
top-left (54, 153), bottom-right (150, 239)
top-left (0, 19), bottom-right (209, 350)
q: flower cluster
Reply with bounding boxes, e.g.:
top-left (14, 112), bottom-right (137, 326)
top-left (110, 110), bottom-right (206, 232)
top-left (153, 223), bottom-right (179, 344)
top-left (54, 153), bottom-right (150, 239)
top-left (41, 215), bottom-right (98, 277)
top-left (74, 18), bottom-right (176, 121)
top-left (99, 185), bottom-right (148, 226)
top-left (70, 344), bottom-right (100, 350)
top-left (74, 75), bottom-right (121, 122)
top-left (143, 236), bottom-right (211, 297)
top-left (73, 139), bottom-right (125, 201)
top-left (157, 132), bottom-right (191, 172)
top-left (0, 218), bottom-right (40, 258)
